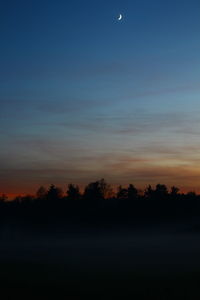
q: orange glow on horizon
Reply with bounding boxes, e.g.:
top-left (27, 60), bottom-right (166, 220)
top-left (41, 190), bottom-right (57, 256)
top-left (3, 182), bottom-right (200, 201)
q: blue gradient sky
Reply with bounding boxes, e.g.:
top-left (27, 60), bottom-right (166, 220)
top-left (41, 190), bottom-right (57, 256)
top-left (1, 0), bottom-right (200, 196)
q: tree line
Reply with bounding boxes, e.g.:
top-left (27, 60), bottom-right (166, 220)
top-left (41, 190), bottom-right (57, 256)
top-left (0, 179), bottom-right (200, 227)
top-left (0, 178), bottom-right (196, 203)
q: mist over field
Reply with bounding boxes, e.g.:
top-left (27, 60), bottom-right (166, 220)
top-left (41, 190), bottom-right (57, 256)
top-left (1, 218), bottom-right (200, 298)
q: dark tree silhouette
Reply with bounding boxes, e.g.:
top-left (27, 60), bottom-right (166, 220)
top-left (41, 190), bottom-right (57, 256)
top-left (186, 191), bottom-right (196, 200)
top-left (13, 195), bottom-right (22, 204)
top-left (36, 186), bottom-right (47, 200)
top-left (67, 184), bottom-right (81, 201)
top-left (21, 195), bottom-right (34, 204)
top-left (154, 184), bottom-right (168, 200)
top-left (83, 181), bottom-right (103, 201)
top-left (83, 179), bottom-right (111, 201)
top-left (128, 184), bottom-right (138, 200)
top-left (98, 178), bottom-right (113, 199)
top-left (170, 186), bottom-right (179, 197)
top-left (47, 184), bottom-right (63, 202)
top-left (0, 194), bottom-right (7, 203)
top-left (1, 178), bottom-right (200, 229)
top-left (117, 185), bottom-right (128, 200)
top-left (144, 185), bottom-right (154, 199)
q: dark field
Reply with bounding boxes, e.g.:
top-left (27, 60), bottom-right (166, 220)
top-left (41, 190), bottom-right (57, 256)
top-left (1, 222), bottom-right (200, 299)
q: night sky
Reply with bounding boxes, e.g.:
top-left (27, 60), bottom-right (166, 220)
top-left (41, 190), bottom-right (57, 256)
top-left (1, 0), bottom-right (200, 197)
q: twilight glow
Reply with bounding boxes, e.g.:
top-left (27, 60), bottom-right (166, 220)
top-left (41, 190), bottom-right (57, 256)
top-left (1, 0), bottom-right (200, 197)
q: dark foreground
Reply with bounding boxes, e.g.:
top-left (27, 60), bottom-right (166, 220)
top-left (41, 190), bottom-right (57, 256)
top-left (1, 265), bottom-right (200, 299)
top-left (1, 222), bottom-right (200, 299)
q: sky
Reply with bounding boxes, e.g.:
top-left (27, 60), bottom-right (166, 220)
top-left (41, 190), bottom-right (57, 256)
top-left (1, 0), bottom-right (200, 197)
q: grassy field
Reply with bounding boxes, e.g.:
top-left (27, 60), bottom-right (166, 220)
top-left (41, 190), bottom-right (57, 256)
top-left (1, 262), bottom-right (200, 299)
top-left (1, 226), bottom-right (200, 299)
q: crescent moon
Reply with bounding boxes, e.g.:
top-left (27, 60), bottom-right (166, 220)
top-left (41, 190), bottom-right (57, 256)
top-left (118, 14), bottom-right (123, 21)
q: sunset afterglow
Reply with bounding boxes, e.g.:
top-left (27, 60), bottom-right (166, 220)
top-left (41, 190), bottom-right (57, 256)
top-left (1, 0), bottom-right (200, 197)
